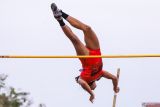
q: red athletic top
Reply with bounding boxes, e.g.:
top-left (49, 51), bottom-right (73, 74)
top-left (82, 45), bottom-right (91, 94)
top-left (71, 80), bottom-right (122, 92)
top-left (79, 48), bottom-right (104, 83)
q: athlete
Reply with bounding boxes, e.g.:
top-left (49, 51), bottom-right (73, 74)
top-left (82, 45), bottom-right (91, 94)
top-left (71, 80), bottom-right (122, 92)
top-left (51, 3), bottom-right (120, 103)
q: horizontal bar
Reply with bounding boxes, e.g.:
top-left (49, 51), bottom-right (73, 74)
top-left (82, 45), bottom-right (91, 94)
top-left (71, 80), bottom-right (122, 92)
top-left (0, 54), bottom-right (160, 58)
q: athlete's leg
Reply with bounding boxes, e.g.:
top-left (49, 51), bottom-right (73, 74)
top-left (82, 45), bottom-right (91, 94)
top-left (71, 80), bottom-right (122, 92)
top-left (61, 25), bottom-right (89, 55)
top-left (51, 3), bottom-right (89, 55)
top-left (102, 71), bottom-right (120, 93)
top-left (61, 11), bottom-right (100, 50)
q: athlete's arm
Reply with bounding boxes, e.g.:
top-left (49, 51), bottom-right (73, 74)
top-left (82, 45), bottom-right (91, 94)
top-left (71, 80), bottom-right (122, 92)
top-left (78, 78), bottom-right (95, 103)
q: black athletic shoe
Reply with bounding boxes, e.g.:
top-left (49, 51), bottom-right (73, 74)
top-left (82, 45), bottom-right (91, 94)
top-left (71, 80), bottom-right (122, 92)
top-left (51, 3), bottom-right (62, 20)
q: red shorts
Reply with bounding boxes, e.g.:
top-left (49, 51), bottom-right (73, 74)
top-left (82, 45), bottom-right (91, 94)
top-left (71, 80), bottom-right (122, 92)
top-left (79, 48), bottom-right (104, 83)
top-left (80, 69), bottom-right (104, 83)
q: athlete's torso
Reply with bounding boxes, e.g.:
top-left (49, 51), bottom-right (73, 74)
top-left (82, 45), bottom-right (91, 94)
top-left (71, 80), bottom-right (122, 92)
top-left (79, 48), bottom-right (103, 83)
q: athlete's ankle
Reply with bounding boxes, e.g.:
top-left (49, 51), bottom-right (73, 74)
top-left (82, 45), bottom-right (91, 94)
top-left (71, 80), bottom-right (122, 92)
top-left (58, 19), bottom-right (65, 26)
top-left (61, 10), bottom-right (69, 19)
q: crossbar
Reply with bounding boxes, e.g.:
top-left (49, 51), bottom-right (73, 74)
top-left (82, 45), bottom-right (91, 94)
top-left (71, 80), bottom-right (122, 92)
top-left (0, 54), bottom-right (160, 58)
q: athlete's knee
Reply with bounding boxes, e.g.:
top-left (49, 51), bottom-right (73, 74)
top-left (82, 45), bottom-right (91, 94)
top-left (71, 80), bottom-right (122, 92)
top-left (83, 25), bottom-right (92, 32)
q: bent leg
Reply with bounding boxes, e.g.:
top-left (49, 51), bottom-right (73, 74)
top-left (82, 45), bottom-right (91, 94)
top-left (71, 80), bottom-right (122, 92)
top-left (61, 11), bottom-right (100, 50)
top-left (51, 4), bottom-right (89, 56)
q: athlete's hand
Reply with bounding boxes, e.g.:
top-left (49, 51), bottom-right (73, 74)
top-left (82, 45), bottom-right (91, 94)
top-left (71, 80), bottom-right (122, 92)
top-left (114, 86), bottom-right (120, 93)
top-left (89, 94), bottom-right (95, 103)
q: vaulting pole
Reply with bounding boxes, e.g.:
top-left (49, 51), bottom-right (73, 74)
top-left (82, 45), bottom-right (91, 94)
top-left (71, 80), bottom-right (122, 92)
top-left (112, 68), bottom-right (120, 107)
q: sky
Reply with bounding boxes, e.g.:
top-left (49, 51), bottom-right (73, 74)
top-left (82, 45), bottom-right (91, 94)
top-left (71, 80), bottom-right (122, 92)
top-left (0, 0), bottom-right (160, 107)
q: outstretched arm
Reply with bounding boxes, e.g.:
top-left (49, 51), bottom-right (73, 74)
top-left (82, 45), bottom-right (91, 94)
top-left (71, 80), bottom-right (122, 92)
top-left (77, 78), bottom-right (95, 103)
top-left (102, 71), bottom-right (120, 93)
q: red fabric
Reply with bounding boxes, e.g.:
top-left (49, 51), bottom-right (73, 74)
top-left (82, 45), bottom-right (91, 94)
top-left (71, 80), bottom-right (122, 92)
top-left (79, 48), bottom-right (104, 83)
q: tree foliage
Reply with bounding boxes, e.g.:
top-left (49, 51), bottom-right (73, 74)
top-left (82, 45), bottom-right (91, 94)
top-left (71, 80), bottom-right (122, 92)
top-left (0, 74), bottom-right (32, 107)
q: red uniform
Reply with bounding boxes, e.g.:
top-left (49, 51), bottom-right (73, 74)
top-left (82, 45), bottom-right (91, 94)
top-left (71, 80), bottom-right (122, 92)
top-left (79, 48), bottom-right (104, 83)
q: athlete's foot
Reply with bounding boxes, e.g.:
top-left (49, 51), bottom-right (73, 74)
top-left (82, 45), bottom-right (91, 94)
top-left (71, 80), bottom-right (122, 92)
top-left (51, 3), bottom-right (62, 20)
